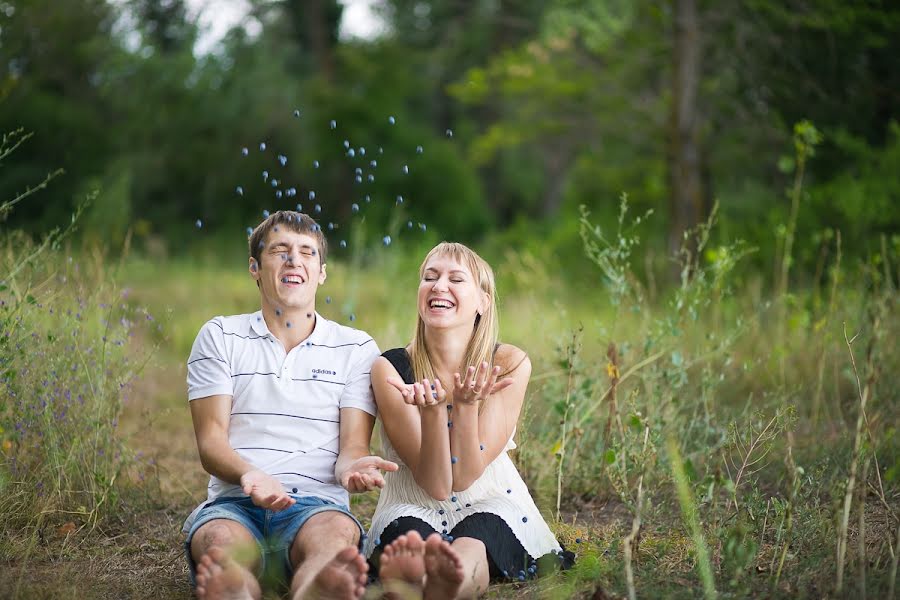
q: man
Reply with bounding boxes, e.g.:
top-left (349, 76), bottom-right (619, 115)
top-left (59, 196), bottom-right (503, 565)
top-left (184, 210), bottom-right (397, 600)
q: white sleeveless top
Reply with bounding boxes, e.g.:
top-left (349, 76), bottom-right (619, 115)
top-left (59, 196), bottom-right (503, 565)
top-left (364, 423), bottom-right (562, 559)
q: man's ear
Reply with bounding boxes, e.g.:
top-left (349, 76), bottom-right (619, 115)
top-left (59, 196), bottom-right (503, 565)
top-left (318, 263), bottom-right (327, 285)
top-left (249, 258), bottom-right (259, 281)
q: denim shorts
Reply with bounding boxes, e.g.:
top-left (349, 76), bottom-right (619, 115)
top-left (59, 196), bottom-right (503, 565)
top-left (184, 495), bottom-right (363, 586)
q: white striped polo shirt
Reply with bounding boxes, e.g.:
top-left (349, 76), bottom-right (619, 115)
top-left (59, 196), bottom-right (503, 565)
top-left (183, 311), bottom-right (380, 532)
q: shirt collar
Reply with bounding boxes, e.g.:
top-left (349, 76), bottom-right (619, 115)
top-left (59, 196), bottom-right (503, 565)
top-left (249, 309), bottom-right (329, 345)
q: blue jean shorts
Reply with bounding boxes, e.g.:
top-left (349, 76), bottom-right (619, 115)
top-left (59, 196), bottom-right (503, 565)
top-left (184, 495), bottom-right (363, 586)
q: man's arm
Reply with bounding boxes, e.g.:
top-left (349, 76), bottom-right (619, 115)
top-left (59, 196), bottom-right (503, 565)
top-left (190, 394), bottom-right (295, 510)
top-left (335, 407), bottom-right (398, 493)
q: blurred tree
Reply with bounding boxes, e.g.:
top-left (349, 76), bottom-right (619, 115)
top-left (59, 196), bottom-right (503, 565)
top-left (0, 0), bottom-right (119, 230)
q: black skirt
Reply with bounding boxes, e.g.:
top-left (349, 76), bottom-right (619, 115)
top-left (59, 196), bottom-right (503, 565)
top-left (368, 513), bottom-right (575, 583)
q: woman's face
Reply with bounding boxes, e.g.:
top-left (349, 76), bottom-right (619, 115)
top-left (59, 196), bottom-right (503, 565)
top-left (418, 253), bottom-right (485, 330)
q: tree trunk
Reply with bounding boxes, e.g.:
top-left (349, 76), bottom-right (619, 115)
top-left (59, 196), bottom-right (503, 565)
top-left (668, 0), bottom-right (705, 274)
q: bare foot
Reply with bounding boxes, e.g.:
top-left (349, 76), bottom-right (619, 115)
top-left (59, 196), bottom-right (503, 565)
top-left (422, 534), bottom-right (464, 600)
top-left (300, 546), bottom-right (368, 600)
top-left (195, 546), bottom-right (260, 600)
top-left (379, 530), bottom-right (426, 599)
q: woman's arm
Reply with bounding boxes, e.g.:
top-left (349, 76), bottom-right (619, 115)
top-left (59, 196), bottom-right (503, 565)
top-left (372, 356), bottom-right (453, 500)
top-left (449, 344), bottom-right (531, 491)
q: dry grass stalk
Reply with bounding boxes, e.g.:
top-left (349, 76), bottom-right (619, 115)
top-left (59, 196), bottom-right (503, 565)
top-left (624, 426), bottom-right (651, 600)
top-left (837, 317), bottom-right (878, 593)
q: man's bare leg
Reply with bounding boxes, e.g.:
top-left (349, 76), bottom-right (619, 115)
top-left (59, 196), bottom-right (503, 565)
top-left (379, 530), bottom-right (427, 598)
top-left (288, 511), bottom-right (367, 600)
top-left (191, 519), bottom-right (262, 600)
top-left (422, 534), bottom-right (465, 600)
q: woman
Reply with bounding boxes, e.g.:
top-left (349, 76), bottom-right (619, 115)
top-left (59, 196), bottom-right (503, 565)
top-left (365, 242), bottom-right (571, 598)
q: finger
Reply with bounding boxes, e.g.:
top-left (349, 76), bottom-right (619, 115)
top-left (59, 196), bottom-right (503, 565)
top-left (373, 457), bottom-right (400, 472)
top-left (476, 361), bottom-right (490, 390)
top-left (434, 378), bottom-right (446, 402)
top-left (483, 365), bottom-right (501, 395)
top-left (414, 382), bottom-right (427, 406)
top-left (490, 376), bottom-right (515, 395)
top-left (466, 365), bottom-right (477, 388)
top-left (422, 378), bottom-right (436, 403)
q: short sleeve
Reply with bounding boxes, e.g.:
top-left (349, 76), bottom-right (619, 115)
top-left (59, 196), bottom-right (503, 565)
top-left (339, 337), bottom-right (380, 415)
top-left (187, 319), bottom-right (233, 401)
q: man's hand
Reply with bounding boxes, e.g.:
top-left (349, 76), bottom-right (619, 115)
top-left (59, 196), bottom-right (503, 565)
top-left (339, 456), bottom-right (400, 493)
top-left (240, 469), bottom-right (296, 511)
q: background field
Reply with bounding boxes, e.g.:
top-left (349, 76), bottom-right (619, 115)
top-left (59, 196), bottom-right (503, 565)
top-left (2, 1), bottom-right (899, 598)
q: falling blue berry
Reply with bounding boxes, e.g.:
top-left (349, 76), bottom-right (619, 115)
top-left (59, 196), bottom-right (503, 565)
top-left (308, 191), bottom-right (316, 200)
top-left (416, 145), bottom-right (423, 154)
top-left (351, 203), bottom-right (359, 213)
top-left (293, 109), bottom-right (300, 117)
top-left (313, 160), bottom-right (320, 168)
top-left (388, 115), bottom-right (395, 125)
top-left (343, 140), bottom-right (350, 149)
top-left (522, 516), bottom-right (528, 522)
top-left (271, 179), bottom-right (278, 187)
top-left (262, 210), bottom-right (270, 218)
top-left (359, 147), bottom-right (366, 156)
top-left (326, 296), bottom-right (331, 303)
top-left (276, 190), bottom-right (282, 198)
top-left (195, 219), bottom-right (202, 228)
top-left (347, 148), bottom-right (355, 157)
top-left (407, 221), bottom-right (413, 228)
top-left (451, 456), bottom-right (458, 464)
top-left (445, 129), bottom-right (453, 138)
top-left (355, 175), bottom-right (362, 183)
top-left (419, 223), bottom-right (427, 232)
top-left (396, 195), bottom-right (403, 205)
top-left (402, 165), bottom-right (409, 174)
top-left (246, 227), bottom-right (253, 236)
top-left (330, 120), bottom-right (337, 129)
top-left (236, 186), bottom-right (244, 196)
top-left (328, 222), bottom-right (335, 230)
top-left (296, 203), bottom-right (302, 211)
top-left (370, 160), bottom-right (377, 168)
top-left (241, 147), bottom-right (248, 156)
top-left (506, 489), bottom-right (511, 494)
top-left (286, 321), bottom-right (292, 328)
top-left (365, 195), bottom-right (371, 203)
top-left (315, 204), bottom-right (321, 213)
top-left (367, 174), bottom-right (375, 182)
top-left (278, 154), bottom-right (287, 166)
top-left (349, 313), bottom-right (356, 321)
top-left (480, 444), bottom-right (484, 450)
top-left (438, 509), bottom-right (445, 515)
top-left (451, 496), bottom-right (457, 502)
top-left (340, 240), bottom-right (347, 248)
top-left (259, 142), bottom-right (267, 151)
top-left (275, 308), bottom-right (282, 316)
top-left (262, 170), bottom-right (269, 181)
top-left (382, 235), bottom-right (391, 246)
top-left (575, 538), bottom-right (582, 544)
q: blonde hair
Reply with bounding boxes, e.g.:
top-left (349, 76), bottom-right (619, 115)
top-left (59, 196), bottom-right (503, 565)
top-left (409, 242), bottom-right (500, 395)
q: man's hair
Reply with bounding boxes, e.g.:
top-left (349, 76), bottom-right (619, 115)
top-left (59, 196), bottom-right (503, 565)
top-left (248, 211), bottom-right (327, 266)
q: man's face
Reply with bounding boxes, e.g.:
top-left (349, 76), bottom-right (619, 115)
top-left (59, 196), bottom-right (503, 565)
top-left (250, 229), bottom-right (326, 312)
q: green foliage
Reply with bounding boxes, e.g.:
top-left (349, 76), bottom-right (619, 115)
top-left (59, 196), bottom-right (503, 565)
top-left (0, 130), bottom-right (151, 555)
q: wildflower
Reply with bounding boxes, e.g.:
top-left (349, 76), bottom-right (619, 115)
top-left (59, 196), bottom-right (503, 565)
top-left (606, 362), bottom-right (619, 379)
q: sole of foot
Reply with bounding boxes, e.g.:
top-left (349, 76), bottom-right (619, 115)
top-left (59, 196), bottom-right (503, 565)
top-left (195, 546), bottom-right (259, 600)
top-left (423, 534), bottom-right (465, 600)
top-left (302, 546), bottom-right (368, 600)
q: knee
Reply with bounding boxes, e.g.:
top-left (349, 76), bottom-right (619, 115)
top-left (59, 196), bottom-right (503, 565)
top-left (191, 521), bottom-right (244, 559)
top-left (311, 512), bottom-right (360, 545)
